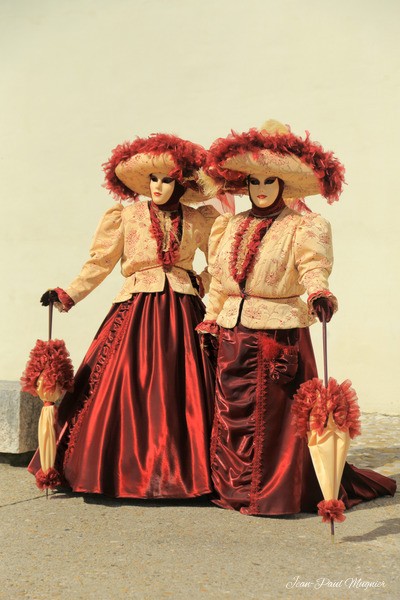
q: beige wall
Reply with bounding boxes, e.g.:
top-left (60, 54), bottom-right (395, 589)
top-left (1, 0), bottom-right (399, 413)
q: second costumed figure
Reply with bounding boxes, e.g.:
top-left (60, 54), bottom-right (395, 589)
top-left (198, 120), bottom-right (396, 516)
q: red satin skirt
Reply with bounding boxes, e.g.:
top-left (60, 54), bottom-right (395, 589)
top-left (29, 284), bottom-right (214, 498)
top-left (211, 324), bottom-right (396, 515)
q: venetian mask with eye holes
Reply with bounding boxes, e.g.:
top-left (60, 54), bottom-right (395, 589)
top-left (149, 173), bottom-right (176, 204)
top-left (248, 175), bottom-right (280, 208)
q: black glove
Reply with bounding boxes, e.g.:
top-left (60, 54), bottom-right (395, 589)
top-left (313, 297), bottom-right (334, 323)
top-left (200, 332), bottom-right (219, 372)
top-left (40, 290), bottom-right (60, 306)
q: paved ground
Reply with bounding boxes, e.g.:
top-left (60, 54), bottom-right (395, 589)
top-left (0, 413), bottom-right (398, 600)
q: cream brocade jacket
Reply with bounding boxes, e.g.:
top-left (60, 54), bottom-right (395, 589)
top-left (204, 207), bottom-right (338, 330)
top-left (64, 201), bottom-right (219, 306)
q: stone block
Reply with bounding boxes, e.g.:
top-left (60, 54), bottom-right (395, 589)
top-left (0, 381), bottom-right (41, 453)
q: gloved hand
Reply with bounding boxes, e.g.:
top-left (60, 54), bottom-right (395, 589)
top-left (312, 297), bottom-right (334, 323)
top-left (40, 290), bottom-right (60, 306)
top-left (200, 332), bottom-right (219, 353)
top-left (200, 332), bottom-right (219, 371)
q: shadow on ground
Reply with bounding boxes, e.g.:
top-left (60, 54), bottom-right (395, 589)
top-left (0, 451), bottom-right (34, 467)
top-left (341, 517), bottom-right (400, 543)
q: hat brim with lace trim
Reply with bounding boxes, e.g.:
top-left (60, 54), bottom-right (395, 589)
top-left (103, 133), bottom-right (210, 204)
top-left (202, 120), bottom-right (345, 203)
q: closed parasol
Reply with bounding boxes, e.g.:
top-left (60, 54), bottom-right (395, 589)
top-left (291, 316), bottom-right (361, 539)
top-left (21, 301), bottom-right (74, 493)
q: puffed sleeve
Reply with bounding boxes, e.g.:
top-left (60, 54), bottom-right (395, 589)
top-left (200, 212), bottom-right (232, 328)
top-left (294, 213), bottom-right (338, 314)
top-left (65, 204), bottom-right (124, 305)
top-left (194, 204), bottom-right (220, 293)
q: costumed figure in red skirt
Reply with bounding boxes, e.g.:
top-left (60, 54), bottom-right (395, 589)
top-left (197, 119), bottom-right (396, 516)
top-left (28, 133), bottom-right (219, 499)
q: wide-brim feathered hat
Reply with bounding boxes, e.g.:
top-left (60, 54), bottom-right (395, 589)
top-left (201, 120), bottom-right (345, 203)
top-left (103, 133), bottom-right (209, 204)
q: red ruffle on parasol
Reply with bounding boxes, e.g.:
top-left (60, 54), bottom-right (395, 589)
top-left (21, 303), bottom-right (74, 492)
top-left (291, 317), bottom-right (361, 539)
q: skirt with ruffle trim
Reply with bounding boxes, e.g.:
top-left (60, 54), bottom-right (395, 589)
top-left (28, 284), bottom-right (214, 499)
top-left (211, 324), bottom-right (396, 515)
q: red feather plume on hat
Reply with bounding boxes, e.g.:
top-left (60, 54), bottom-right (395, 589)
top-left (204, 127), bottom-right (345, 203)
top-left (103, 133), bottom-right (207, 201)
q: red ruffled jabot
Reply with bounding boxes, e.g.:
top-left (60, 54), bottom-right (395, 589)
top-left (149, 202), bottom-right (181, 270)
top-left (229, 216), bottom-right (273, 286)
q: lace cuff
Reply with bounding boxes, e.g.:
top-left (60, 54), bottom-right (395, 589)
top-left (195, 320), bottom-right (220, 336)
top-left (54, 287), bottom-right (75, 313)
top-left (307, 290), bottom-right (338, 315)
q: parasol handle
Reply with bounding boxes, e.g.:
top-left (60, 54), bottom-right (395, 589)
top-left (322, 314), bottom-right (328, 387)
top-left (48, 301), bottom-right (53, 341)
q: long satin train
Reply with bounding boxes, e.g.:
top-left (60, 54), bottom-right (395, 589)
top-left (211, 324), bottom-right (396, 515)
